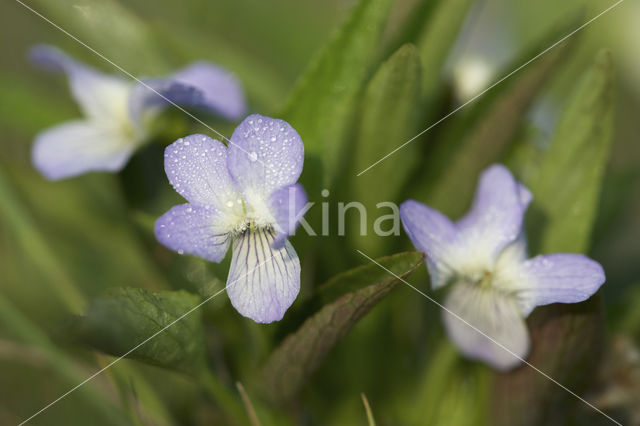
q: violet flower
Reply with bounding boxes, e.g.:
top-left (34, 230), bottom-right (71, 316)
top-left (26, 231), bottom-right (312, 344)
top-left (155, 114), bottom-right (307, 323)
top-left (400, 164), bottom-right (605, 370)
top-left (30, 45), bottom-right (246, 180)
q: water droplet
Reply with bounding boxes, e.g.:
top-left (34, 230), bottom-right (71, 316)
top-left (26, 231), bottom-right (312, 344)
top-left (248, 151), bottom-right (258, 162)
top-left (178, 249), bottom-right (184, 255)
top-left (226, 200), bottom-right (234, 207)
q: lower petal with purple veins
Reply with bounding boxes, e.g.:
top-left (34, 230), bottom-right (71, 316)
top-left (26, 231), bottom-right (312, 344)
top-left (226, 229), bottom-right (300, 323)
top-left (442, 281), bottom-right (530, 371)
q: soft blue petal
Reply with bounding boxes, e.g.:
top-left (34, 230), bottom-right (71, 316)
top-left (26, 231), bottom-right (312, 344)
top-left (128, 61), bottom-right (246, 127)
top-left (154, 204), bottom-right (231, 263)
top-left (268, 184), bottom-right (308, 249)
top-left (163, 134), bottom-right (240, 210)
top-left (442, 281), bottom-right (530, 371)
top-left (515, 253), bottom-right (605, 316)
top-left (32, 120), bottom-right (135, 180)
top-left (399, 200), bottom-right (463, 289)
top-left (171, 62), bottom-right (247, 120)
top-left (456, 164), bottom-right (531, 265)
top-left (226, 229), bottom-right (300, 323)
top-left (31, 44), bottom-right (131, 122)
top-left (227, 114), bottom-right (304, 198)
top-left (128, 78), bottom-right (202, 129)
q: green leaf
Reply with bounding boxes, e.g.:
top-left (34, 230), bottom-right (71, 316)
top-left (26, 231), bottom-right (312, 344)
top-left (490, 51), bottom-right (614, 426)
top-left (424, 35), bottom-right (572, 218)
top-left (28, 0), bottom-right (167, 73)
top-left (409, 16), bottom-right (578, 217)
top-left (527, 50), bottom-right (615, 254)
top-left (259, 252), bottom-right (424, 405)
top-left (74, 287), bottom-right (206, 373)
top-left (351, 44), bottom-right (422, 254)
top-left (416, 0), bottom-right (474, 98)
top-left (0, 294), bottom-right (127, 424)
top-left (281, 0), bottom-right (394, 185)
top-left (0, 166), bottom-right (85, 312)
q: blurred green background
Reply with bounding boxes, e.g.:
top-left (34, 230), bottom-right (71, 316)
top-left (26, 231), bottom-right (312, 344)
top-left (1, 0), bottom-right (639, 425)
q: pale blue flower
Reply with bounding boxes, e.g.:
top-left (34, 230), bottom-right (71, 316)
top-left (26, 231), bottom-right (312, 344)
top-left (30, 45), bottom-right (246, 180)
top-left (155, 114), bottom-right (307, 323)
top-left (400, 164), bottom-right (605, 370)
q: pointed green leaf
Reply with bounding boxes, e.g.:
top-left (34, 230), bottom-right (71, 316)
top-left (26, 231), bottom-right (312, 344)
top-left (29, 0), bottom-right (167, 73)
top-left (416, 0), bottom-right (474, 98)
top-left (425, 36), bottom-right (571, 218)
top-left (74, 287), bottom-right (206, 373)
top-left (409, 16), bottom-right (578, 216)
top-left (351, 44), bottom-right (422, 254)
top-left (259, 252), bottom-right (423, 404)
top-left (528, 50), bottom-right (615, 254)
top-left (491, 51), bottom-right (614, 426)
top-left (281, 0), bottom-right (394, 185)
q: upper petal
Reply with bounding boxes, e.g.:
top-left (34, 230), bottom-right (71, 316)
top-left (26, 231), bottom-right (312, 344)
top-left (226, 229), bottom-right (301, 323)
top-left (32, 120), bottom-right (135, 180)
top-left (31, 45), bottom-right (131, 124)
top-left (164, 134), bottom-right (241, 214)
top-left (400, 200), bottom-right (463, 288)
top-left (171, 62), bottom-right (247, 120)
top-left (128, 78), bottom-right (202, 130)
top-left (268, 184), bottom-right (309, 249)
top-left (227, 115), bottom-right (304, 198)
top-left (510, 253), bottom-right (605, 316)
top-left (456, 164), bottom-right (532, 266)
top-left (442, 281), bottom-right (530, 371)
top-left (128, 62), bottom-right (246, 128)
top-left (154, 203), bottom-right (231, 263)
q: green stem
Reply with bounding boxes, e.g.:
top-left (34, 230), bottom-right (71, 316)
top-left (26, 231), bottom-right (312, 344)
top-left (199, 368), bottom-right (248, 425)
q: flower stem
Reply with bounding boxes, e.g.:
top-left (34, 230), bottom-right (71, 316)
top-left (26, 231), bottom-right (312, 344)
top-left (199, 368), bottom-right (248, 425)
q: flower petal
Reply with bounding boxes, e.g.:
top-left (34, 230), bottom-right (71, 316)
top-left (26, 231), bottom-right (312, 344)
top-left (31, 45), bottom-right (131, 124)
top-left (442, 281), bottom-right (530, 371)
top-left (32, 120), bottom-right (135, 180)
top-left (513, 254), bottom-right (605, 316)
top-left (128, 62), bottom-right (246, 127)
top-left (226, 229), bottom-right (300, 323)
top-left (227, 115), bottom-right (304, 198)
top-left (154, 204), bottom-right (231, 262)
top-left (128, 78), bottom-right (201, 129)
top-left (456, 164), bottom-right (531, 265)
top-left (171, 62), bottom-right (247, 120)
top-left (400, 200), bottom-right (463, 288)
top-left (164, 134), bottom-right (241, 212)
top-left (268, 184), bottom-right (308, 249)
